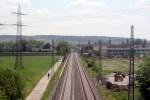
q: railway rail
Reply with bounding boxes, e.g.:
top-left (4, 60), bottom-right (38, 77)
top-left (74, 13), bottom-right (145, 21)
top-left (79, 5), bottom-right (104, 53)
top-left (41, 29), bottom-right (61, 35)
top-left (52, 52), bottom-right (100, 100)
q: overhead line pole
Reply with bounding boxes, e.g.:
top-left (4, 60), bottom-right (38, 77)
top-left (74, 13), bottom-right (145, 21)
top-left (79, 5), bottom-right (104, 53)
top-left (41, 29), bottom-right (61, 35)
top-left (13, 5), bottom-right (26, 69)
top-left (51, 39), bottom-right (55, 80)
top-left (0, 23), bottom-right (5, 57)
top-left (128, 25), bottom-right (135, 100)
top-left (99, 40), bottom-right (103, 84)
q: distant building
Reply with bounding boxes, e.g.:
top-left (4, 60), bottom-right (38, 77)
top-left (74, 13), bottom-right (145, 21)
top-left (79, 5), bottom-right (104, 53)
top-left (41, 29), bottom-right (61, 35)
top-left (40, 48), bottom-right (52, 52)
top-left (106, 47), bottom-right (150, 57)
top-left (31, 45), bottom-right (54, 52)
top-left (32, 47), bottom-right (40, 52)
top-left (93, 44), bottom-right (150, 57)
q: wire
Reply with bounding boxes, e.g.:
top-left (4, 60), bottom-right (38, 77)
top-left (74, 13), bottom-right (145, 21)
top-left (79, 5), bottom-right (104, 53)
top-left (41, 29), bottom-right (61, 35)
top-left (0, 6), bottom-right (149, 28)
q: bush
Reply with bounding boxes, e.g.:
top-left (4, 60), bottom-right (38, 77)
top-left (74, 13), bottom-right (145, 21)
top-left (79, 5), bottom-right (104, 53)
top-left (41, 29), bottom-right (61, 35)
top-left (0, 86), bottom-right (7, 100)
top-left (87, 59), bottom-right (97, 72)
top-left (0, 69), bottom-right (25, 100)
top-left (87, 60), bottom-right (94, 68)
top-left (138, 57), bottom-right (150, 100)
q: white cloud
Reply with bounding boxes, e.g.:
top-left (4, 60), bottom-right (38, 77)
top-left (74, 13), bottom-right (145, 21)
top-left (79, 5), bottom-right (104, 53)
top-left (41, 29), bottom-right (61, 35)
top-left (136, 0), bottom-right (150, 8)
top-left (0, 0), bottom-right (32, 17)
top-left (0, 0), bottom-right (54, 35)
top-left (68, 0), bottom-right (107, 8)
top-left (0, 0), bottom-right (150, 40)
top-left (67, 0), bottom-right (108, 15)
top-left (120, 14), bottom-right (144, 19)
top-left (0, 0), bottom-right (31, 10)
top-left (33, 8), bottom-right (52, 16)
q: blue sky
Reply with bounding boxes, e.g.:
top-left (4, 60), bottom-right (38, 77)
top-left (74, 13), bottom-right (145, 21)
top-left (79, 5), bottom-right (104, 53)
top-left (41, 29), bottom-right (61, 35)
top-left (0, 0), bottom-right (150, 39)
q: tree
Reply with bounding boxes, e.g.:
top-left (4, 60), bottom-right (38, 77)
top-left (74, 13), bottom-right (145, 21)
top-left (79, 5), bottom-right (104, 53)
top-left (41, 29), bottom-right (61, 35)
top-left (0, 40), bottom-right (46, 52)
top-left (0, 69), bottom-right (25, 100)
top-left (21, 40), bottom-right (28, 52)
top-left (138, 57), bottom-right (150, 100)
top-left (0, 43), bottom-right (3, 52)
top-left (43, 43), bottom-right (51, 49)
top-left (56, 41), bottom-right (70, 56)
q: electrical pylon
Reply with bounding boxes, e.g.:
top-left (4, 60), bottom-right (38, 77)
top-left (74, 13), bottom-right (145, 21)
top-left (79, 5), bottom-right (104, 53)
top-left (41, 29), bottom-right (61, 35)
top-left (51, 39), bottom-right (55, 79)
top-left (13, 5), bottom-right (26, 69)
top-left (128, 25), bottom-right (135, 100)
top-left (99, 40), bottom-right (103, 84)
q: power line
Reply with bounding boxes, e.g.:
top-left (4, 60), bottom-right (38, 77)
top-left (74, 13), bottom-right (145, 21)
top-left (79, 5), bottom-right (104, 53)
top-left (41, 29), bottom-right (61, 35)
top-left (51, 39), bottom-right (55, 80)
top-left (2, 7), bottom-right (149, 24)
top-left (24, 7), bottom-right (150, 22)
top-left (13, 4), bottom-right (26, 69)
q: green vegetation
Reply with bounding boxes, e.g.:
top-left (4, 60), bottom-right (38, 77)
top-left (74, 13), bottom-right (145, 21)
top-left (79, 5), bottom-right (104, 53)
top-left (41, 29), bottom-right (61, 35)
top-left (0, 56), bottom-right (56, 99)
top-left (56, 41), bottom-right (70, 56)
top-left (138, 57), bottom-right (150, 100)
top-left (95, 58), bottom-right (142, 75)
top-left (86, 58), bottom-right (97, 72)
top-left (41, 61), bottom-right (64, 100)
top-left (0, 35), bottom-right (133, 44)
top-left (81, 56), bottom-right (115, 100)
top-left (112, 88), bottom-right (142, 100)
top-left (0, 69), bottom-right (25, 100)
top-left (81, 56), bottom-right (143, 100)
top-left (0, 40), bottom-right (45, 52)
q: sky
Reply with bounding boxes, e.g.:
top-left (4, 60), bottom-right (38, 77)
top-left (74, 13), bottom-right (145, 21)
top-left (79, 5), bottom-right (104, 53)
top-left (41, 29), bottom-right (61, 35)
top-left (0, 0), bottom-right (150, 39)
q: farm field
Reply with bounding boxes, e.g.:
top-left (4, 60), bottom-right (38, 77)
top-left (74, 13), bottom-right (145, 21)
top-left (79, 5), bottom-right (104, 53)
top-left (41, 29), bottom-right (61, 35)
top-left (0, 56), bottom-right (56, 97)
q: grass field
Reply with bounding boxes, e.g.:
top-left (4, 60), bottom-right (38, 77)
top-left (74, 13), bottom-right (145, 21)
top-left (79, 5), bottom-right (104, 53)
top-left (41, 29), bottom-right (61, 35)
top-left (95, 58), bottom-right (143, 75)
top-left (0, 56), bottom-right (56, 97)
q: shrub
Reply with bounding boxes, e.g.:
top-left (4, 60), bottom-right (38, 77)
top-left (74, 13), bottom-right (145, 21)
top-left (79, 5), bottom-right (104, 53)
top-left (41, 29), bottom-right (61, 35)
top-left (138, 57), bottom-right (150, 100)
top-left (87, 60), bottom-right (94, 68)
top-left (87, 59), bottom-right (97, 72)
top-left (0, 69), bottom-right (25, 100)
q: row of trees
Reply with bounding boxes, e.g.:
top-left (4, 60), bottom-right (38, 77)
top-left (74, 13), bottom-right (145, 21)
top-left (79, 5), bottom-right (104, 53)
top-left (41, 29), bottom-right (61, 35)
top-left (0, 40), bottom-right (45, 52)
top-left (0, 40), bottom-right (71, 54)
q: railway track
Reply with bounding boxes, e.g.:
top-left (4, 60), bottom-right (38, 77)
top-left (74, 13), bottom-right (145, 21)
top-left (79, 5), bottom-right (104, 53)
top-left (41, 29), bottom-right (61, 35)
top-left (52, 52), bottom-right (100, 100)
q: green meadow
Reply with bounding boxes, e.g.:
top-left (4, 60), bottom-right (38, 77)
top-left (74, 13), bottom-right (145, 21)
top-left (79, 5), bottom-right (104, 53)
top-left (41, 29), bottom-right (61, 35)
top-left (0, 56), bottom-right (56, 97)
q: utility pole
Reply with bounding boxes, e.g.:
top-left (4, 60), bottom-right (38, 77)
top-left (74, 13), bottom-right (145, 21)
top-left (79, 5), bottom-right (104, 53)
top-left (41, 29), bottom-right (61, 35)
top-left (13, 4), bottom-right (26, 69)
top-left (99, 40), bottom-right (103, 84)
top-left (0, 23), bottom-right (5, 57)
top-left (51, 39), bottom-right (55, 79)
top-left (79, 40), bottom-right (81, 53)
top-left (128, 25), bottom-right (135, 100)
